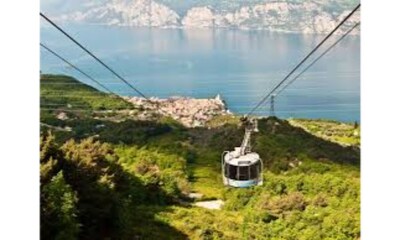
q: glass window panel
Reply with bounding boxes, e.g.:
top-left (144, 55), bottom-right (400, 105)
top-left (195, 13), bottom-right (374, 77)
top-left (250, 162), bottom-right (260, 179)
top-left (228, 164), bottom-right (238, 180)
top-left (238, 166), bottom-right (250, 180)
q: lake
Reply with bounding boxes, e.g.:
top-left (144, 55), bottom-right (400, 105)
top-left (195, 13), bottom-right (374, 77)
top-left (40, 24), bottom-right (360, 122)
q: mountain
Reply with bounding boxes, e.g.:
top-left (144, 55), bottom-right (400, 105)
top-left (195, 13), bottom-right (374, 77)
top-left (182, 2), bottom-right (360, 35)
top-left (52, 0), bottom-right (360, 34)
top-left (54, 0), bottom-right (360, 34)
top-left (57, 0), bottom-right (180, 27)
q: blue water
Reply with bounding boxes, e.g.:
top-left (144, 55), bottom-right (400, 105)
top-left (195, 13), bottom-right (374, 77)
top-left (40, 24), bottom-right (360, 122)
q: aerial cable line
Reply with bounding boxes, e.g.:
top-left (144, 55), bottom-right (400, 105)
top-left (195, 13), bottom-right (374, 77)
top-left (40, 43), bottom-right (137, 108)
top-left (260, 20), bottom-right (358, 112)
top-left (246, 3), bottom-right (360, 116)
top-left (40, 12), bottom-right (171, 117)
top-left (275, 22), bottom-right (360, 97)
top-left (40, 43), bottom-right (114, 94)
top-left (40, 12), bottom-right (148, 98)
top-left (263, 22), bottom-right (359, 108)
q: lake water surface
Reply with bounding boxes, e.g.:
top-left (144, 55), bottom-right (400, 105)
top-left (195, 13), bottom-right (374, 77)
top-left (40, 24), bottom-right (360, 122)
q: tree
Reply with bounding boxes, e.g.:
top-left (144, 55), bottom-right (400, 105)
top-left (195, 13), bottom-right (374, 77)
top-left (41, 171), bottom-right (79, 240)
top-left (40, 132), bottom-right (61, 184)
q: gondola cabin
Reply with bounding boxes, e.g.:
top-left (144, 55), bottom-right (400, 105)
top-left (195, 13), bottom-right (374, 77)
top-left (222, 148), bottom-right (263, 188)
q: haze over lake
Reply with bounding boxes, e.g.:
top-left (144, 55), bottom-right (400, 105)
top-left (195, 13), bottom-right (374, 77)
top-left (40, 25), bottom-right (360, 122)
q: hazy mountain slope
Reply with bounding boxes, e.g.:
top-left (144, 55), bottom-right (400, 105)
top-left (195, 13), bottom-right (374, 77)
top-left (57, 0), bottom-right (180, 27)
top-left (181, 2), bottom-right (359, 35)
top-left (158, 0), bottom-right (359, 14)
top-left (53, 0), bottom-right (360, 34)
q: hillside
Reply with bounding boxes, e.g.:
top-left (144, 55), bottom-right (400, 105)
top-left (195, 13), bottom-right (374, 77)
top-left (40, 74), bottom-right (360, 240)
top-left (289, 118), bottom-right (360, 147)
top-left (40, 74), bottom-right (135, 111)
top-left (52, 0), bottom-right (360, 35)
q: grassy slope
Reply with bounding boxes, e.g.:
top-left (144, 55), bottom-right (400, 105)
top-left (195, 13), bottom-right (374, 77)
top-left (40, 74), bottom-right (134, 111)
top-left (288, 118), bottom-right (360, 147)
top-left (41, 75), bottom-right (360, 240)
top-left (40, 74), bottom-right (138, 136)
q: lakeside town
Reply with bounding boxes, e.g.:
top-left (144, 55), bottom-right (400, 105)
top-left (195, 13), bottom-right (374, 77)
top-left (124, 94), bottom-right (231, 127)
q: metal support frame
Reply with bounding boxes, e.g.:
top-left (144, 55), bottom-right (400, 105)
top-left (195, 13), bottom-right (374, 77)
top-left (240, 118), bottom-right (258, 155)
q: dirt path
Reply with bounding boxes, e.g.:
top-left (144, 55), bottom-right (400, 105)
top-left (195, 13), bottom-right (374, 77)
top-left (194, 200), bottom-right (224, 210)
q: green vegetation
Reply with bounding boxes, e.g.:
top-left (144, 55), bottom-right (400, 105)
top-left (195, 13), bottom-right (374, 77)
top-left (40, 74), bottom-right (360, 239)
top-left (288, 118), bottom-right (360, 147)
top-left (40, 74), bottom-right (134, 111)
top-left (205, 114), bottom-right (241, 128)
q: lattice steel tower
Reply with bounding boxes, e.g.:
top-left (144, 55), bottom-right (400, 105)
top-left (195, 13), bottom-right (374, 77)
top-left (270, 94), bottom-right (275, 116)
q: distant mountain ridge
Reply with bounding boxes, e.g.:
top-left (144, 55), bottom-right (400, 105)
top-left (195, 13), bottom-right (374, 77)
top-left (56, 0), bottom-right (180, 27)
top-left (54, 0), bottom-right (360, 34)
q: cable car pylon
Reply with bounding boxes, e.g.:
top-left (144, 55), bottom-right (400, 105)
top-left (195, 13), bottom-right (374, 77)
top-left (270, 94), bottom-right (276, 117)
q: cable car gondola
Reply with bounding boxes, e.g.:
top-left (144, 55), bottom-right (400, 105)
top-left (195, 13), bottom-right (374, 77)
top-left (222, 118), bottom-right (263, 188)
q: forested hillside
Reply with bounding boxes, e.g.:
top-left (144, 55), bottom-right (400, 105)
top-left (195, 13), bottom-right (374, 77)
top-left (40, 74), bottom-right (360, 239)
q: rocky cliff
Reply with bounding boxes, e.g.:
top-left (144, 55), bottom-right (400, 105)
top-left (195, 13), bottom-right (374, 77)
top-left (55, 0), bottom-right (360, 34)
top-left (58, 0), bottom-right (180, 27)
top-left (181, 2), bottom-right (360, 35)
